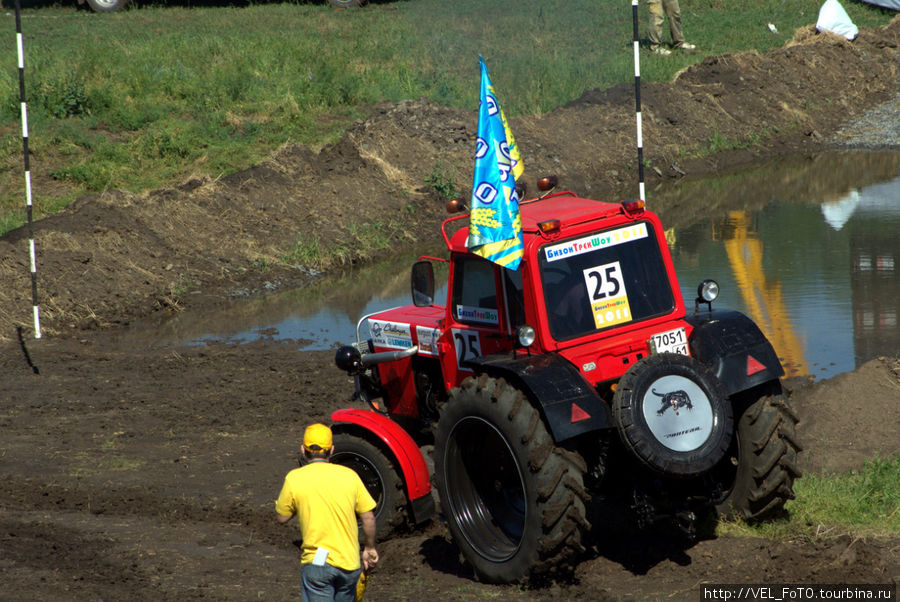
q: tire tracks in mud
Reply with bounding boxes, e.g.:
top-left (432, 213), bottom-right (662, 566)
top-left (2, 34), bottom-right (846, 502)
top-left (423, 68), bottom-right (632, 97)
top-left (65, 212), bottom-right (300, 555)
top-left (0, 477), bottom-right (300, 599)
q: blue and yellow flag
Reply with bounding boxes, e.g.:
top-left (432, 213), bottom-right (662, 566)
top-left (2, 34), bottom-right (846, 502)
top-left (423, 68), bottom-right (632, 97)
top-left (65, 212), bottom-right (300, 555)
top-left (467, 56), bottom-right (524, 270)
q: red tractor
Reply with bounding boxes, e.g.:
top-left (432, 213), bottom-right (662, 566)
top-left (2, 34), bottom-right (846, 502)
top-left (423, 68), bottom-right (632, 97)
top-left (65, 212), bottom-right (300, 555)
top-left (332, 178), bottom-right (801, 583)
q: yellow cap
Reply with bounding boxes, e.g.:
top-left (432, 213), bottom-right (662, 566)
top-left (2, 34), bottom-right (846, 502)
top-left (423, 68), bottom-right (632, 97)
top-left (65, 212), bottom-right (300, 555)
top-left (303, 423), bottom-right (333, 451)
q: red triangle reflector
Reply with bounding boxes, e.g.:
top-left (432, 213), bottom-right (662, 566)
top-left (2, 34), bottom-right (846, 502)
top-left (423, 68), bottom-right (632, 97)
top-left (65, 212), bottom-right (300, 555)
top-left (747, 355), bottom-right (766, 376)
top-left (571, 403), bottom-right (591, 423)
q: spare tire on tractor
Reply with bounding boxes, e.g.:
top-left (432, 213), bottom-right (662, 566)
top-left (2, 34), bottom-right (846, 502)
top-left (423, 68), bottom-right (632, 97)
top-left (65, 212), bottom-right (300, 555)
top-left (434, 374), bottom-right (590, 584)
top-left (612, 353), bottom-right (733, 477)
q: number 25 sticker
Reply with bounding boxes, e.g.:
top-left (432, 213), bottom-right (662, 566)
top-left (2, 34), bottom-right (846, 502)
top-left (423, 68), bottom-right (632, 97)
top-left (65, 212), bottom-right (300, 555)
top-left (583, 261), bottom-right (633, 328)
top-left (452, 328), bottom-right (482, 371)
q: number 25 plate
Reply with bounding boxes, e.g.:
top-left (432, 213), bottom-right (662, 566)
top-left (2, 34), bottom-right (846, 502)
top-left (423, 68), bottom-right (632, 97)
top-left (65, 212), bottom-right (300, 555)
top-left (650, 327), bottom-right (689, 356)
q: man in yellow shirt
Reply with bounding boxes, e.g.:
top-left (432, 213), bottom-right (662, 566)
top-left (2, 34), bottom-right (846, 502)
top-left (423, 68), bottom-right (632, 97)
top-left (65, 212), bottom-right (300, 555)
top-left (276, 423), bottom-right (379, 601)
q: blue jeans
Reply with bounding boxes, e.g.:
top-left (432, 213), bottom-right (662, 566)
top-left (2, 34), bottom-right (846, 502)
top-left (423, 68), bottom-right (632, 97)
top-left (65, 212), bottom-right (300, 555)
top-left (301, 563), bottom-right (361, 602)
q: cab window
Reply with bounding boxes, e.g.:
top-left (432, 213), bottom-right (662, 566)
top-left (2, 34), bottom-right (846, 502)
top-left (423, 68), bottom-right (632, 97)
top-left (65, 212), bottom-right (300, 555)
top-left (503, 267), bottom-right (526, 328)
top-left (539, 221), bottom-right (675, 340)
top-left (452, 257), bottom-right (500, 327)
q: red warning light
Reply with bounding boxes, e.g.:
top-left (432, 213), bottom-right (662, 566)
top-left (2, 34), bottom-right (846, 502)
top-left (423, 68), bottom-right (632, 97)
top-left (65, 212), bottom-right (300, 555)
top-left (621, 199), bottom-right (645, 215)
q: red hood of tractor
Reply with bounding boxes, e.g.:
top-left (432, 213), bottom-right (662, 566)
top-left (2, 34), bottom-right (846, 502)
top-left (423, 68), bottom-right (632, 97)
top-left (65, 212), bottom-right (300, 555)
top-left (363, 304), bottom-right (445, 355)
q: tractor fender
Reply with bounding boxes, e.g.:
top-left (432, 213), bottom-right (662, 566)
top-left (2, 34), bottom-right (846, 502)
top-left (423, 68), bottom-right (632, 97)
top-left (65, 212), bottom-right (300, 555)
top-left (684, 309), bottom-right (785, 396)
top-left (330, 408), bottom-right (434, 525)
top-left (465, 352), bottom-right (614, 444)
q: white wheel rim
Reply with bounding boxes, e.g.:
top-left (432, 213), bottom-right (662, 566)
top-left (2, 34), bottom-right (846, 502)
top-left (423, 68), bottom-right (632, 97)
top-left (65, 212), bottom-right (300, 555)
top-left (641, 375), bottom-right (714, 452)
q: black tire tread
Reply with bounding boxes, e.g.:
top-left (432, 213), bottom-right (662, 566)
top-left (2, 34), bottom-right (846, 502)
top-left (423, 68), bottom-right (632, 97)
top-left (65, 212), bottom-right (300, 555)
top-left (718, 390), bottom-right (802, 521)
top-left (437, 375), bottom-right (590, 583)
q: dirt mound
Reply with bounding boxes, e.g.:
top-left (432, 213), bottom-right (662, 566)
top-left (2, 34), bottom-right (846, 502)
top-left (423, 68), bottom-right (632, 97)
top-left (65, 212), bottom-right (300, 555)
top-left (1, 17), bottom-right (898, 339)
top-left (790, 356), bottom-right (900, 474)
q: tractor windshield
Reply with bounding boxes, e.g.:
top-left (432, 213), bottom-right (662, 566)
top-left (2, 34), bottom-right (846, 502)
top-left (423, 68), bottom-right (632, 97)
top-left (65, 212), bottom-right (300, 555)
top-left (538, 221), bottom-right (675, 340)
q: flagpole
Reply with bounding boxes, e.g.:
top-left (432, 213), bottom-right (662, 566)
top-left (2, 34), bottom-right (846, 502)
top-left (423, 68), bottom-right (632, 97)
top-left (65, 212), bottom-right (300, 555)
top-left (632, 0), bottom-right (646, 202)
top-left (15, 0), bottom-right (41, 339)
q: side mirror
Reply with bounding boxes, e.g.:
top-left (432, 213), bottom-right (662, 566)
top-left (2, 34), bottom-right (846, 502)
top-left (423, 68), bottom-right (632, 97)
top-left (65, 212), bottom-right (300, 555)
top-left (411, 261), bottom-right (435, 307)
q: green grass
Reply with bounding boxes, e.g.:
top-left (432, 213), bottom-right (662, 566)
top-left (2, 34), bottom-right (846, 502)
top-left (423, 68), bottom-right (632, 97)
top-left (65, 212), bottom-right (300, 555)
top-left (720, 456), bottom-right (900, 539)
top-left (789, 457), bottom-right (900, 535)
top-left (282, 234), bottom-right (331, 267)
top-left (425, 156), bottom-right (459, 199)
top-left (280, 215), bottom-right (409, 269)
top-left (0, 0), bottom-right (894, 233)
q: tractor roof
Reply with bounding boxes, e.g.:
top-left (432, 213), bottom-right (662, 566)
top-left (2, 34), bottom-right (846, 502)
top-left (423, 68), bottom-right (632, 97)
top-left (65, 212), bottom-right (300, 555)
top-left (448, 191), bottom-right (631, 252)
top-left (518, 192), bottom-right (626, 232)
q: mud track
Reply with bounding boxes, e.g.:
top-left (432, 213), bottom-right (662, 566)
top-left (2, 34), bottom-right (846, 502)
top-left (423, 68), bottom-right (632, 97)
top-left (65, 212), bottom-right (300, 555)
top-left (1, 18), bottom-right (899, 600)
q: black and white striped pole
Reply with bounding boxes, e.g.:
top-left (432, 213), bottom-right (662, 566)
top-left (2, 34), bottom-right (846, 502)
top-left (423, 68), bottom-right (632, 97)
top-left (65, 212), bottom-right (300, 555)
top-left (632, 0), bottom-right (646, 202)
top-left (14, 0), bottom-right (42, 339)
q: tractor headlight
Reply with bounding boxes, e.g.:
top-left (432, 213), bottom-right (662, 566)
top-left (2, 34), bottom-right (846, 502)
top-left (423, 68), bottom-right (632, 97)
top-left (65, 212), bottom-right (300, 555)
top-left (516, 324), bottom-right (536, 348)
top-left (698, 279), bottom-right (720, 303)
top-left (334, 345), bottom-right (362, 373)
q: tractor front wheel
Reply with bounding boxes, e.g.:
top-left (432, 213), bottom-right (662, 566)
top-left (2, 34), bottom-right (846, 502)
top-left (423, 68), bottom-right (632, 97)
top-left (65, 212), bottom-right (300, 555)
top-left (434, 374), bottom-right (589, 584)
top-left (330, 432), bottom-right (407, 539)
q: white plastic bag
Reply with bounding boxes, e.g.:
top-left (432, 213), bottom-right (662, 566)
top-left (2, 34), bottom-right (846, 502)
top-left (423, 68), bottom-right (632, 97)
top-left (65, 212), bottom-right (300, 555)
top-left (816, 0), bottom-right (859, 40)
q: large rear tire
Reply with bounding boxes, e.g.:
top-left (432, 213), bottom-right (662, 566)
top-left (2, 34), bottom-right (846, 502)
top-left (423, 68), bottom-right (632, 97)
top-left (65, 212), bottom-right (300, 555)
top-left (714, 385), bottom-right (802, 520)
top-left (330, 432), bottom-right (407, 539)
top-left (434, 374), bottom-right (589, 584)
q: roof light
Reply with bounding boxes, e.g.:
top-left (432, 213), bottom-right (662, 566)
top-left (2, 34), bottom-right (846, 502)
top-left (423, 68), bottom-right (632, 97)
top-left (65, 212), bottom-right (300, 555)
top-left (537, 175), bottom-right (558, 191)
top-left (622, 199), bottom-right (645, 215)
top-left (538, 219), bottom-right (560, 234)
top-left (446, 198), bottom-right (467, 214)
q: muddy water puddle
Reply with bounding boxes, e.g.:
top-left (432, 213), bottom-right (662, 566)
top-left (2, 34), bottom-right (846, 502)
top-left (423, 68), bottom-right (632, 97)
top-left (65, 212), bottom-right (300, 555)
top-left (120, 151), bottom-right (899, 381)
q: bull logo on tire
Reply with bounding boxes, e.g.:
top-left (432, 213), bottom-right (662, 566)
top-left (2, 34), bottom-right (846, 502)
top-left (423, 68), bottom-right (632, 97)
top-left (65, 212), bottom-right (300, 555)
top-left (653, 388), bottom-right (694, 416)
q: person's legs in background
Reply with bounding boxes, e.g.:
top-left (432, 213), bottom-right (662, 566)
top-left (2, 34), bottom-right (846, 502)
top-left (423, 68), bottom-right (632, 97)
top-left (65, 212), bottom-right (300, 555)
top-left (647, 0), bottom-right (670, 54)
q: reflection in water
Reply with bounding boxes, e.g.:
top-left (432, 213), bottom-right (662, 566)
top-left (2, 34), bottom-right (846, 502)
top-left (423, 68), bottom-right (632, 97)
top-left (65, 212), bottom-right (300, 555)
top-left (111, 249), bottom-right (449, 350)
top-left (669, 162), bottom-right (899, 379)
top-left (717, 211), bottom-right (807, 376)
top-left (120, 152), bottom-right (898, 381)
top-left (847, 180), bottom-right (898, 369)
